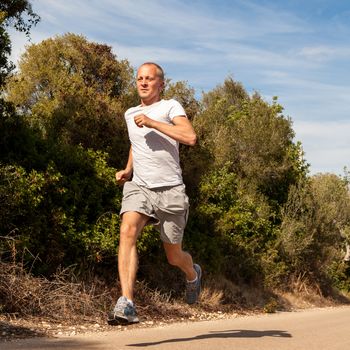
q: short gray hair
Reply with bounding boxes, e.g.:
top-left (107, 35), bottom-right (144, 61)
top-left (138, 62), bottom-right (164, 80)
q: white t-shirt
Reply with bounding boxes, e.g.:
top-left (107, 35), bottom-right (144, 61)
top-left (124, 99), bottom-right (187, 188)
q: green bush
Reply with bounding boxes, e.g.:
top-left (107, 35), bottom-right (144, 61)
top-left (279, 174), bottom-right (350, 292)
top-left (0, 145), bottom-right (121, 276)
top-left (189, 164), bottom-right (278, 285)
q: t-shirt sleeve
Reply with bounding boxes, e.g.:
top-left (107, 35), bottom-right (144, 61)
top-left (168, 99), bottom-right (187, 121)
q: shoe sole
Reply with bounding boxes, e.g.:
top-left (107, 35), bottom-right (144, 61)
top-left (107, 313), bottom-right (139, 326)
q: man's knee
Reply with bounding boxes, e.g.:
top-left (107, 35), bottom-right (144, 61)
top-left (120, 222), bottom-right (139, 243)
top-left (119, 211), bottom-right (149, 243)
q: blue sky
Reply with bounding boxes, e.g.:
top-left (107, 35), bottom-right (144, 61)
top-left (9, 0), bottom-right (350, 175)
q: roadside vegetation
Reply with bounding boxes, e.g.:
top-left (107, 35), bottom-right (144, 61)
top-left (1, 0), bottom-right (349, 338)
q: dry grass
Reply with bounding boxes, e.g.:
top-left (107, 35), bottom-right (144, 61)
top-left (0, 262), bottom-right (254, 328)
top-left (0, 260), bottom-right (349, 340)
top-left (0, 262), bottom-right (220, 325)
top-left (276, 273), bottom-right (350, 309)
top-left (0, 262), bottom-right (113, 322)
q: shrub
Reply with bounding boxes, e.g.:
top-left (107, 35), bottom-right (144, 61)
top-left (189, 164), bottom-right (277, 285)
top-left (0, 146), bottom-right (121, 276)
top-left (279, 174), bottom-right (350, 292)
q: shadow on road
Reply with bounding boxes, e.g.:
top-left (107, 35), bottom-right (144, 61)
top-left (0, 321), bottom-right (46, 340)
top-left (1, 338), bottom-right (102, 349)
top-left (127, 329), bottom-right (292, 347)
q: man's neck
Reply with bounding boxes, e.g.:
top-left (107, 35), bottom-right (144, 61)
top-left (141, 97), bottom-right (161, 107)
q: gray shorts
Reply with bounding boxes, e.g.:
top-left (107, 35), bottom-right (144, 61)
top-left (120, 181), bottom-right (189, 244)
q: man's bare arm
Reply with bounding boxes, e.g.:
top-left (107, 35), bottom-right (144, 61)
top-left (133, 114), bottom-right (197, 146)
top-left (115, 147), bottom-right (133, 185)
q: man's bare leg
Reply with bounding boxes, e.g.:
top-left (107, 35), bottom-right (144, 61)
top-left (163, 242), bottom-right (202, 304)
top-left (118, 211), bottom-right (149, 301)
top-left (163, 242), bottom-right (197, 281)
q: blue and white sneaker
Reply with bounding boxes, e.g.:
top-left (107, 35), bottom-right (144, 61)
top-left (186, 264), bottom-right (202, 304)
top-left (107, 296), bottom-right (139, 325)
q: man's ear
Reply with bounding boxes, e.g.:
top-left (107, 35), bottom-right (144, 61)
top-left (159, 81), bottom-right (165, 92)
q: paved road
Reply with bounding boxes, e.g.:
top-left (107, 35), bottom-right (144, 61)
top-left (2, 306), bottom-right (350, 350)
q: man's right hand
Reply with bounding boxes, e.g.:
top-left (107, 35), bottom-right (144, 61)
top-left (115, 169), bottom-right (132, 185)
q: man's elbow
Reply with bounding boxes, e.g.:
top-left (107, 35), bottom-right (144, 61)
top-left (187, 133), bottom-right (197, 146)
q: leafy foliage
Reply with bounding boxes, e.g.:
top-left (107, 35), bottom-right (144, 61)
top-left (0, 0), bottom-right (40, 87)
top-left (0, 0), bottom-right (40, 35)
top-left (6, 33), bottom-right (134, 167)
top-left (280, 174), bottom-right (350, 292)
top-left (194, 78), bottom-right (308, 205)
top-left (0, 144), bottom-right (121, 275)
top-left (190, 164), bottom-right (278, 285)
top-left (0, 16), bottom-right (13, 87)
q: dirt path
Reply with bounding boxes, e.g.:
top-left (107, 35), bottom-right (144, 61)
top-left (2, 306), bottom-right (350, 350)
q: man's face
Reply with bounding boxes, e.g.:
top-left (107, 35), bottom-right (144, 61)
top-left (136, 64), bottom-right (164, 105)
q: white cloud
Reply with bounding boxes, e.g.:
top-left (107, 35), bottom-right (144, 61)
top-left (258, 70), bottom-right (350, 123)
top-left (294, 120), bottom-right (350, 175)
top-left (99, 0), bottom-right (306, 40)
top-left (297, 45), bottom-right (350, 62)
top-left (110, 43), bottom-right (211, 66)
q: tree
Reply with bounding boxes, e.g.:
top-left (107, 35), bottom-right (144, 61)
top-left (0, 0), bottom-right (39, 87)
top-left (0, 0), bottom-right (39, 34)
top-left (194, 77), bottom-right (308, 205)
top-left (1, 0), bottom-right (40, 169)
top-left (6, 33), bottom-right (134, 167)
top-left (280, 173), bottom-right (350, 292)
top-left (0, 12), bottom-right (12, 88)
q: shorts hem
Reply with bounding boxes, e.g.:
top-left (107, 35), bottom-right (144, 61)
top-left (120, 208), bottom-right (159, 225)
